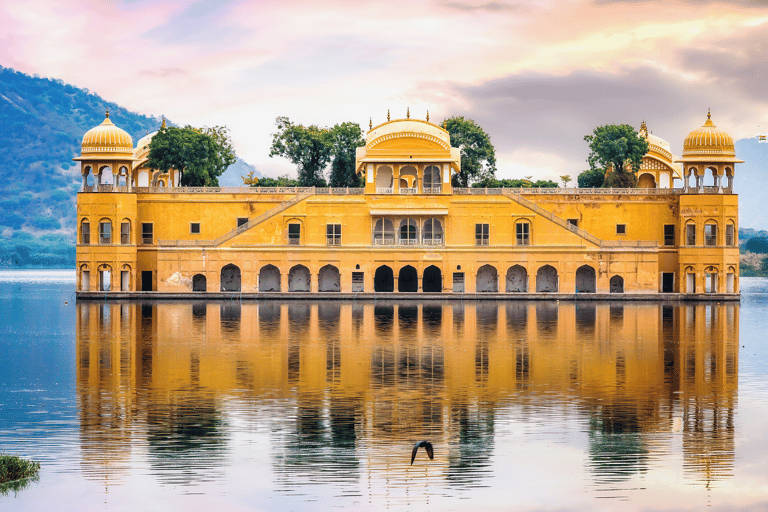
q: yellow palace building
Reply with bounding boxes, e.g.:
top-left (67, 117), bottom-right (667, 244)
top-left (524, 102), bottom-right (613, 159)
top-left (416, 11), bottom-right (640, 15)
top-left (75, 111), bottom-right (741, 298)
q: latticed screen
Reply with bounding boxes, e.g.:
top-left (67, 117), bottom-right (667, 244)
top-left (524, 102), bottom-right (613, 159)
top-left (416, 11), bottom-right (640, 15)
top-left (664, 225), bottom-right (675, 246)
top-left (142, 223), bottom-right (153, 245)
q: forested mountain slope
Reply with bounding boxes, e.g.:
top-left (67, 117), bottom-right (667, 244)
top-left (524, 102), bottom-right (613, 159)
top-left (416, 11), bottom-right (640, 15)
top-left (0, 67), bottom-right (254, 267)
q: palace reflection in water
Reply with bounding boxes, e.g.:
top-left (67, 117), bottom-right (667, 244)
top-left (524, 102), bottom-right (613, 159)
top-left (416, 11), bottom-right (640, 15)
top-left (75, 300), bottom-right (738, 499)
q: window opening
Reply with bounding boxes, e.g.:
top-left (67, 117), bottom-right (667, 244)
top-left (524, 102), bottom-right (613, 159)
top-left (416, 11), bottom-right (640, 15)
top-left (476, 223), bottom-right (489, 246)
top-left (686, 224), bottom-right (696, 246)
top-left (190, 222), bottom-right (201, 234)
top-left (288, 223), bottom-right (301, 245)
top-left (616, 224), bottom-right (627, 235)
top-left (81, 221), bottom-right (90, 244)
top-left (705, 223), bottom-right (717, 246)
top-left (664, 225), bottom-right (675, 246)
top-left (99, 221), bottom-right (112, 244)
top-left (121, 222), bottom-right (130, 244)
top-left (142, 223), bottom-right (154, 245)
top-left (516, 222), bottom-right (530, 245)
top-left (327, 224), bottom-right (341, 245)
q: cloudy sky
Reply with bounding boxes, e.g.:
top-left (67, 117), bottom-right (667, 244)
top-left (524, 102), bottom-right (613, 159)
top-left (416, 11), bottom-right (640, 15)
top-left (1, 0), bottom-right (766, 180)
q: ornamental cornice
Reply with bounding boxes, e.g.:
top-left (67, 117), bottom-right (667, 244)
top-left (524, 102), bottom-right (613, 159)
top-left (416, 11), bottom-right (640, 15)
top-left (366, 131), bottom-right (450, 150)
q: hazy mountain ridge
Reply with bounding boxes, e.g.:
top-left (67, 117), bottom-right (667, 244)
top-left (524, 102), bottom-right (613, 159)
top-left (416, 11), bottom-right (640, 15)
top-left (0, 67), bottom-right (256, 267)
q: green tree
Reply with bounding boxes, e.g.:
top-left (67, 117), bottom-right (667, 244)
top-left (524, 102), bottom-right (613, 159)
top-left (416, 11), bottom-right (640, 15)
top-left (584, 124), bottom-right (648, 188)
top-left (560, 175), bottom-right (572, 188)
top-left (269, 117), bottom-right (331, 187)
top-left (147, 125), bottom-right (236, 186)
top-left (242, 171), bottom-right (299, 187)
top-left (328, 122), bottom-right (365, 187)
top-left (442, 116), bottom-right (497, 187)
top-left (577, 168), bottom-right (605, 188)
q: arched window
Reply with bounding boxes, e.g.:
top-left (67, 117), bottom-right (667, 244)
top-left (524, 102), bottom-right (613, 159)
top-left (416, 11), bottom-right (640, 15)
top-left (120, 264), bottom-right (131, 291)
top-left (399, 165), bottom-right (417, 193)
top-left (516, 221), bottom-right (531, 246)
top-left (704, 221), bottom-right (718, 246)
top-left (376, 165), bottom-right (393, 193)
top-left (80, 219), bottom-right (91, 244)
top-left (399, 219), bottom-right (418, 245)
top-left (120, 219), bottom-right (130, 244)
top-left (99, 219), bottom-right (112, 244)
top-left (686, 222), bottom-right (696, 246)
top-left (422, 265), bottom-right (442, 292)
top-left (374, 266), bottom-right (394, 292)
top-left (424, 165), bottom-right (442, 193)
top-left (726, 221), bottom-right (735, 246)
top-left (423, 218), bottom-right (443, 245)
top-left (373, 219), bottom-right (395, 244)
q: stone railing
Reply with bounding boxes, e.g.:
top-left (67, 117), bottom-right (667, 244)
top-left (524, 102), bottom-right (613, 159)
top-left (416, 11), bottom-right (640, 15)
top-left (376, 187), bottom-right (394, 194)
top-left (133, 186), bottom-right (364, 194)
top-left (454, 187), bottom-right (686, 195)
top-left (601, 240), bottom-right (658, 248)
top-left (423, 186), bottom-right (442, 194)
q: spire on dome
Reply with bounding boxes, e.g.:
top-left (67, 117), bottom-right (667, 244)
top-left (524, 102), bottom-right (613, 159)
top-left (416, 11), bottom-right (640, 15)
top-left (407, 107), bottom-right (410, 119)
top-left (105, 108), bottom-right (110, 119)
top-left (387, 109), bottom-right (390, 122)
top-left (162, 117), bottom-right (166, 129)
top-left (426, 110), bottom-right (429, 122)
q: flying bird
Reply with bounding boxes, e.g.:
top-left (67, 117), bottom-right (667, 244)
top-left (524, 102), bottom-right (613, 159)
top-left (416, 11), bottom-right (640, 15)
top-left (411, 440), bottom-right (434, 465)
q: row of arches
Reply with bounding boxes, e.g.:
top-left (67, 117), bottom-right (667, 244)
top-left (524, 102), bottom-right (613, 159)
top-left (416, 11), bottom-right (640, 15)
top-left (189, 263), bottom-right (622, 294)
top-left (375, 164), bottom-right (443, 193)
top-left (81, 165), bottom-right (174, 190)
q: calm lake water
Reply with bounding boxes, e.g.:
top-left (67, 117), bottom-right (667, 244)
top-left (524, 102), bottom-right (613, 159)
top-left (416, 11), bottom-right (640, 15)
top-left (1, 269), bottom-right (767, 511)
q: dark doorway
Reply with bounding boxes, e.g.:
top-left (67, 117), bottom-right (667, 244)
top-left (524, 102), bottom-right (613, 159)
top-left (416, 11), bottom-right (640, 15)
top-left (192, 274), bottom-right (206, 292)
top-left (662, 273), bottom-right (674, 293)
top-left (221, 264), bottom-right (241, 292)
top-left (141, 271), bottom-right (153, 291)
top-left (398, 265), bottom-right (418, 292)
top-left (422, 265), bottom-right (442, 293)
top-left (374, 266), bottom-right (394, 292)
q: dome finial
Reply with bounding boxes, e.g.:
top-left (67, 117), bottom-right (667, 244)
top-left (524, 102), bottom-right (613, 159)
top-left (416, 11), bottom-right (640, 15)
top-left (407, 107), bottom-right (410, 119)
top-left (426, 110), bottom-right (430, 122)
top-left (387, 109), bottom-right (390, 122)
top-left (707, 108), bottom-right (711, 120)
top-left (369, 117), bottom-right (372, 130)
top-left (640, 119), bottom-right (647, 137)
top-left (105, 108), bottom-right (110, 119)
top-left (161, 116), bottom-right (166, 129)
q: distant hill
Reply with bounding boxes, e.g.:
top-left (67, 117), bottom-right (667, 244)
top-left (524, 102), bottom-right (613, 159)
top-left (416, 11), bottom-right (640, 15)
top-left (0, 66), bottom-right (256, 267)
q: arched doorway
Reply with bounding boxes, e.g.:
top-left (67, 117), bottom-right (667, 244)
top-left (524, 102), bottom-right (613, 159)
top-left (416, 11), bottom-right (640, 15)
top-left (575, 265), bottom-right (596, 293)
top-left (422, 265), bottom-right (442, 293)
top-left (476, 265), bottom-right (498, 292)
top-left (638, 173), bottom-right (656, 188)
top-left (318, 265), bottom-right (341, 292)
top-left (398, 265), bottom-right (418, 292)
top-left (288, 265), bottom-right (311, 292)
top-left (374, 266), bottom-right (394, 292)
top-left (193, 274), bottom-right (207, 292)
top-left (259, 265), bottom-right (280, 292)
top-left (536, 265), bottom-right (558, 292)
top-left (506, 265), bottom-right (528, 292)
top-left (610, 275), bottom-right (624, 293)
top-left (220, 264), bottom-right (241, 292)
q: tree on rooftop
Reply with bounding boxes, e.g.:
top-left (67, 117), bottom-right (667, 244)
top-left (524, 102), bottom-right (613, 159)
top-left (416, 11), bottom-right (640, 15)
top-left (147, 125), bottom-right (236, 187)
top-left (584, 124), bottom-right (648, 188)
top-left (269, 117), bottom-right (332, 187)
top-left (328, 122), bottom-right (365, 187)
top-left (577, 168), bottom-right (605, 188)
top-left (442, 116), bottom-right (497, 187)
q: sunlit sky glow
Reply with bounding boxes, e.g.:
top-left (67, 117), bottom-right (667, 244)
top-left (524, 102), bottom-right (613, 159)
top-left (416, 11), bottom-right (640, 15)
top-left (1, 0), bottom-right (766, 179)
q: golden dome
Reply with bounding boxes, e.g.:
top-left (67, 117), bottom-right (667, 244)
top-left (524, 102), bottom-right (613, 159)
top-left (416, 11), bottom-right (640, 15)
top-left (80, 111), bottom-right (134, 158)
top-left (682, 111), bottom-right (735, 158)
